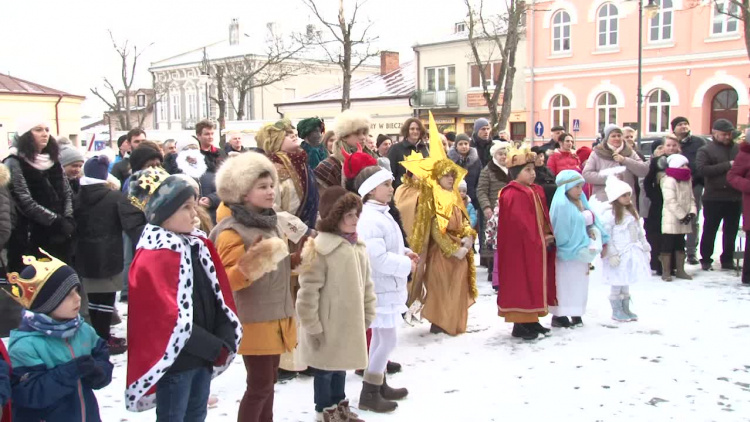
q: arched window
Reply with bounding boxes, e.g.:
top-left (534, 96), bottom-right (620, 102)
top-left (170, 89), bottom-right (181, 121)
top-left (597, 3), bottom-right (618, 48)
top-left (647, 89), bottom-right (671, 133)
top-left (649, 0), bottom-right (673, 42)
top-left (596, 92), bottom-right (618, 132)
top-left (552, 10), bottom-right (571, 53)
top-left (185, 87), bottom-right (196, 121)
top-left (551, 94), bottom-right (571, 130)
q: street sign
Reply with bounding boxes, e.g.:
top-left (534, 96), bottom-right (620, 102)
top-left (534, 121), bottom-right (544, 137)
top-left (572, 119), bottom-right (580, 132)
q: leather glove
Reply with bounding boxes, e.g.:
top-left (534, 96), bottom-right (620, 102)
top-left (608, 255), bottom-right (621, 268)
top-left (461, 236), bottom-right (473, 249)
top-left (308, 333), bottom-right (324, 351)
top-left (452, 247), bottom-right (469, 260)
top-left (75, 355), bottom-right (97, 377)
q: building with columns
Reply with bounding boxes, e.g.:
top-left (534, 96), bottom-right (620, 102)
top-left (149, 19), bottom-right (379, 131)
top-left (526, 0), bottom-right (749, 144)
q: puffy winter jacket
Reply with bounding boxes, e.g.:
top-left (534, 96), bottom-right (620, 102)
top-left (546, 150), bottom-right (581, 175)
top-left (476, 160), bottom-right (509, 212)
top-left (582, 143), bottom-right (649, 201)
top-left (8, 323), bottom-right (113, 422)
top-left (660, 175), bottom-right (696, 235)
top-left (696, 140), bottom-right (740, 202)
top-left (727, 142), bottom-right (750, 230)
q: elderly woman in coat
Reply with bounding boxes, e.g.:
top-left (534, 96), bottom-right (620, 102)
top-left (476, 140), bottom-right (510, 279)
top-left (583, 124), bottom-right (649, 201)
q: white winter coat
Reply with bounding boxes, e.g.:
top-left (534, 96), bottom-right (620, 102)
top-left (600, 205), bottom-right (651, 286)
top-left (659, 175), bottom-right (696, 235)
top-left (357, 201), bottom-right (412, 311)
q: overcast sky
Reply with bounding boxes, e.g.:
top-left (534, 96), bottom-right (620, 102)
top-left (1, 0), bottom-right (475, 116)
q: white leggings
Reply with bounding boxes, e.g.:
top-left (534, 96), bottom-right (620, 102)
top-left (609, 286), bottom-right (631, 299)
top-left (366, 327), bottom-right (398, 374)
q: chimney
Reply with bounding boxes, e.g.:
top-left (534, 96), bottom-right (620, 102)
top-left (229, 18), bottom-right (240, 46)
top-left (380, 51), bottom-right (399, 75)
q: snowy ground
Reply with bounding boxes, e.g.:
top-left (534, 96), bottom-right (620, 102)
top-left (88, 256), bottom-right (750, 422)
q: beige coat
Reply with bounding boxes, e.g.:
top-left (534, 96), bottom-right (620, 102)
top-left (296, 232), bottom-right (377, 371)
top-left (660, 175), bottom-right (697, 235)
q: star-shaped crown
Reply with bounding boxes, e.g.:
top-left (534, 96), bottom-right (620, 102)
top-left (505, 143), bottom-right (536, 168)
top-left (3, 249), bottom-right (67, 309)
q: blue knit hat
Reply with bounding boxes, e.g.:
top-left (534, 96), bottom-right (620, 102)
top-left (473, 118), bottom-right (490, 135)
top-left (83, 155), bottom-right (110, 180)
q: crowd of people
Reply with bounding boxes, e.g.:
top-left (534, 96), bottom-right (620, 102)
top-left (0, 111), bottom-right (747, 422)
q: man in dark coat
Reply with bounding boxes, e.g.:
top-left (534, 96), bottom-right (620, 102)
top-left (471, 118), bottom-right (493, 167)
top-left (110, 128), bottom-right (146, 186)
top-left (696, 118), bottom-right (740, 271)
top-left (539, 125), bottom-right (565, 156)
top-left (195, 120), bottom-right (223, 223)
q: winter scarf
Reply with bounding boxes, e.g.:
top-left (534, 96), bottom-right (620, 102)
top-left (665, 167), bottom-right (692, 181)
top-left (25, 153), bottom-right (54, 171)
top-left (269, 150), bottom-right (319, 228)
top-left (229, 204), bottom-right (277, 229)
top-left (340, 232), bottom-right (358, 245)
top-left (594, 142), bottom-right (633, 161)
top-left (18, 310), bottom-right (82, 339)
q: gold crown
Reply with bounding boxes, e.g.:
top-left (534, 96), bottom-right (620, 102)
top-left (505, 143), bottom-right (536, 168)
top-left (128, 167), bottom-right (171, 210)
top-left (403, 150), bottom-right (425, 162)
top-left (3, 249), bottom-right (67, 309)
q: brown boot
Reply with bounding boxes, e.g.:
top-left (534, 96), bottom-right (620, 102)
top-left (659, 254), bottom-right (673, 281)
top-left (321, 405), bottom-right (343, 422)
top-left (358, 372), bottom-right (397, 413)
top-left (675, 251), bottom-right (693, 280)
top-left (336, 399), bottom-right (364, 422)
top-left (381, 373), bottom-right (408, 400)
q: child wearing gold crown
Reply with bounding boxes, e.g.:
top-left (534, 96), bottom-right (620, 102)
top-left (3, 250), bottom-right (113, 421)
top-left (404, 114), bottom-right (477, 336)
top-left (125, 168), bottom-right (242, 417)
top-left (496, 144), bottom-right (557, 341)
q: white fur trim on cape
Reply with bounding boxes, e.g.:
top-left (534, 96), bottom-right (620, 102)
top-left (176, 149), bottom-right (208, 179)
top-left (125, 224), bottom-right (243, 412)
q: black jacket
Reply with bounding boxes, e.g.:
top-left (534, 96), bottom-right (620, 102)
top-left (679, 134), bottom-right (708, 186)
top-left (110, 157), bottom-right (131, 187)
top-left (644, 156), bottom-right (668, 232)
top-left (696, 141), bottom-right (740, 202)
top-left (223, 143), bottom-right (247, 155)
top-left (471, 134), bottom-right (493, 167)
top-left (535, 165), bottom-right (557, 209)
top-left (388, 140), bottom-right (430, 189)
top-left (448, 147), bottom-right (482, 209)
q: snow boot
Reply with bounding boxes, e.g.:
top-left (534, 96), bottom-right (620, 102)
top-left (675, 252), bottom-right (693, 280)
top-left (320, 405), bottom-right (342, 422)
top-left (511, 323), bottom-right (538, 340)
top-left (359, 372), bottom-right (398, 413)
top-left (386, 361), bottom-right (402, 374)
top-left (337, 399), bottom-right (364, 422)
top-left (570, 317), bottom-right (583, 327)
top-left (551, 316), bottom-right (572, 328)
top-left (622, 295), bottom-right (638, 321)
top-left (610, 297), bottom-right (631, 322)
top-left (530, 322), bottom-right (551, 336)
top-left (659, 254), bottom-right (673, 281)
top-left (381, 373), bottom-right (408, 400)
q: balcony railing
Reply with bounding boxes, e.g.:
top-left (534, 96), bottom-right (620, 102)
top-left (412, 89), bottom-right (459, 109)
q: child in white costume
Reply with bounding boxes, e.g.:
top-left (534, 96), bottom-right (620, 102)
top-left (600, 175), bottom-right (652, 322)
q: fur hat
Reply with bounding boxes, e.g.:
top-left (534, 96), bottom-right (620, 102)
top-left (256, 119), bottom-right (294, 153)
top-left (59, 146), bottom-right (85, 167)
top-left (490, 141), bottom-right (511, 158)
top-left (216, 151), bottom-right (278, 205)
top-left (0, 163), bottom-right (9, 186)
top-left (316, 186), bottom-right (362, 233)
top-left (83, 155), bottom-right (110, 180)
top-left (175, 137), bottom-right (199, 152)
top-left (343, 146), bottom-right (377, 180)
top-left (297, 117), bottom-right (325, 139)
top-left (129, 145), bottom-right (163, 172)
top-left (667, 154), bottom-right (689, 169)
top-left (334, 110), bottom-right (370, 140)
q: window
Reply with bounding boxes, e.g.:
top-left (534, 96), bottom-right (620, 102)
top-left (171, 93), bottom-right (181, 121)
top-left (649, 0), bottom-right (673, 42)
top-left (597, 3), bottom-right (618, 48)
top-left (187, 91), bottom-right (196, 120)
top-left (425, 66), bottom-right (456, 92)
top-left (455, 22), bottom-right (467, 33)
top-left (158, 100), bottom-right (167, 121)
top-left (198, 88), bottom-right (207, 118)
top-left (117, 96), bottom-right (124, 108)
top-left (552, 10), bottom-right (571, 53)
top-left (712, 0), bottom-right (739, 35)
top-left (647, 89), bottom-right (671, 133)
top-left (596, 92), bottom-right (618, 133)
top-left (137, 94), bottom-right (146, 107)
top-left (550, 94), bottom-right (570, 131)
top-left (470, 62), bottom-right (504, 88)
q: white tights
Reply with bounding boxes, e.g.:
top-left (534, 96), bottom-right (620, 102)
top-left (366, 327), bottom-right (398, 374)
top-left (609, 285), bottom-right (630, 299)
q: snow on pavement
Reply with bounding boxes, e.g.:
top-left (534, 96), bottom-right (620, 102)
top-left (86, 261), bottom-right (750, 422)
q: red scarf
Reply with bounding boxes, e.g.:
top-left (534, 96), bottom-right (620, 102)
top-left (665, 167), bottom-right (691, 181)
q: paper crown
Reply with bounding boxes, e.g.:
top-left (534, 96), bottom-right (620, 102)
top-left (128, 167), bottom-right (171, 210)
top-left (505, 143), bottom-right (536, 168)
top-left (3, 249), bottom-right (67, 309)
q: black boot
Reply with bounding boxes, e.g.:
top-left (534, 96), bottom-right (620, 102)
top-left (429, 324), bottom-right (447, 334)
top-left (551, 316), bottom-right (572, 328)
top-left (386, 361), bottom-right (402, 374)
top-left (277, 369), bottom-right (298, 383)
top-left (511, 323), bottom-right (538, 340)
top-left (530, 322), bottom-right (551, 336)
top-left (570, 317), bottom-right (583, 327)
top-left (381, 373), bottom-right (408, 400)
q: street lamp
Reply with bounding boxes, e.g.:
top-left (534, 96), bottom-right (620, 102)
top-left (636, 0), bottom-right (659, 148)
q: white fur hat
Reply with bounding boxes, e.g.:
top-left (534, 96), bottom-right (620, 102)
top-left (490, 141), bottom-right (511, 157)
top-left (175, 137), bottom-right (199, 152)
top-left (605, 175), bottom-right (632, 203)
top-left (666, 154), bottom-right (688, 169)
top-left (216, 151), bottom-right (278, 204)
top-left (334, 110), bottom-right (370, 140)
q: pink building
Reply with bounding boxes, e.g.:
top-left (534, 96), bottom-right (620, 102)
top-left (526, 0), bottom-right (749, 146)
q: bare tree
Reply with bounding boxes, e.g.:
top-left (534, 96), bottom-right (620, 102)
top-left (301, 0), bottom-right (379, 111)
top-left (464, 0), bottom-right (526, 134)
top-left (90, 31), bottom-right (154, 131)
top-left (714, 0), bottom-right (750, 60)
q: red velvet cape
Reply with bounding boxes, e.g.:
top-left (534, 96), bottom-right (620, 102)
top-left (496, 182), bottom-right (557, 314)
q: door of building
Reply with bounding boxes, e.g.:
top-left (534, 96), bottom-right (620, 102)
top-left (711, 88), bottom-right (739, 128)
top-left (510, 122), bottom-right (526, 142)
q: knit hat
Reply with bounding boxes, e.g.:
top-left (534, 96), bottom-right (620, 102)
top-left (459, 179), bottom-right (467, 190)
top-left (343, 146), bottom-right (377, 180)
top-left (316, 186), bottom-right (362, 233)
top-left (59, 147), bottom-right (85, 167)
top-left (667, 154), bottom-right (689, 169)
top-left (83, 155), bottom-right (110, 180)
top-left (16, 115), bottom-right (49, 137)
top-left (6, 249), bottom-right (81, 314)
top-left (670, 116), bottom-right (689, 132)
top-left (297, 117), bottom-right (325, 139)
top-left (473, 118), bottom-right (490, 135)
top-left (576, 146), bottom-right (592, 162)
top-left (175, 137), bottom-right (199, 152)
top-left (604, 175), bottom-right (632, 203)
top-left (334, 110), bottom-right (370, 140)
top-left (129, 145), bottom-right (163, 172)
top-left (490, 140), bottom-right (511, 157)
top-left (712, 118), bottom-right (735, 133)
top-left (256, 119), bottom-right (294, 153)
top-left (143, 175), bottom-right (197, 226)
top-left (117, 134), bottom-right (129, 148)
top-left (551, 125), bottom-right (565, 132)
top-left (455, 133), bottom-right (471, 144)
top-left (603, 124), bottom-right (622, 142)
top-left (376, 134), bottom-right (391, 148)
top-left (128, 167), bottom-right (172, 211)
top-left (216, 150), bottom-right (278, 205)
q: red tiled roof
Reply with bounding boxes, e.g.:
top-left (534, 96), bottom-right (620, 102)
top-left (0, 73), bottom-right (84, 98)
